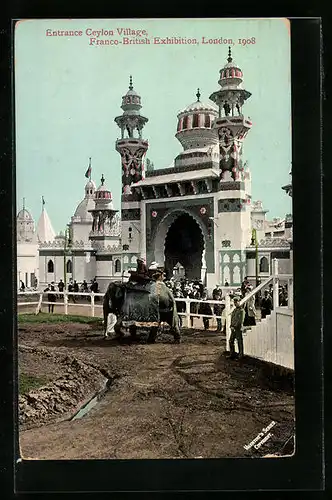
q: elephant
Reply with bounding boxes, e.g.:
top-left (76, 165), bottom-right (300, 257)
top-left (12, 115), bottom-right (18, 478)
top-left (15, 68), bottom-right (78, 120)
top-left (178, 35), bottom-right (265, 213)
top-left (103, 279), bottom-right (181, 343)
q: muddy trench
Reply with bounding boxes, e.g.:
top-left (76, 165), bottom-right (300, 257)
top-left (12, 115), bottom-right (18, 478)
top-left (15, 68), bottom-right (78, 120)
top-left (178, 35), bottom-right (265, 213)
top-left (18, 322), bottom-right (295, 460)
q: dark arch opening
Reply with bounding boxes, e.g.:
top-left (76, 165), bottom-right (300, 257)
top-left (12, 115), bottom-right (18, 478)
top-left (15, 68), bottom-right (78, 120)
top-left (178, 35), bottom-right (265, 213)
top-left (47, 260), bottom-right (54, 273)
top-left (259, 256), bottom-right (269, 273)
top-left (115, 259), bottom-right (121, 273)
top-left (66, 260), bottom-right (72, 273)
top-left (164, 213), bottom-right (204, 281)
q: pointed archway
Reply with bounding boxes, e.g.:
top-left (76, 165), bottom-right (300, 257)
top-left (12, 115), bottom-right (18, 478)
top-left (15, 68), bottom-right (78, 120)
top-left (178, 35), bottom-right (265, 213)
top-left (164, 213), bottom-right (204, 281)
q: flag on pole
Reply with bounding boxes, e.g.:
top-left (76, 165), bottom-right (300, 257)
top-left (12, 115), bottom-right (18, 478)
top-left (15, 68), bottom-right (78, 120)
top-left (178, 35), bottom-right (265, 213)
top-left (42, 196), bottom-right (45, 206)
top-left (85, 157), bottom-right (92, 179)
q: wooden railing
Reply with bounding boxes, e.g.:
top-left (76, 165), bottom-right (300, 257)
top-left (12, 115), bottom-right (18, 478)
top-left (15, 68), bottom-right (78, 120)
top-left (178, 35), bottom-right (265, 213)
top-left (17, 291), bottom-right (105, 316)
top-left (17, 259), bottom-right (293, 333)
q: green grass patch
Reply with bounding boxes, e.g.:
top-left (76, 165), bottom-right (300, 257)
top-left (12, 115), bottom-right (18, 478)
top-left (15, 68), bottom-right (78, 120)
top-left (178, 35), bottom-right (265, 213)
top-left (19, 373), bottom-right (48, 395)
top-left (18, 312), bottom-right (103, 325)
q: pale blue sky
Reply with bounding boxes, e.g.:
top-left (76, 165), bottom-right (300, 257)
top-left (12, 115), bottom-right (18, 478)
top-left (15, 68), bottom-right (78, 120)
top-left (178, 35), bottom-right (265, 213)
top-left (15, 18), bottom-right (292, 233)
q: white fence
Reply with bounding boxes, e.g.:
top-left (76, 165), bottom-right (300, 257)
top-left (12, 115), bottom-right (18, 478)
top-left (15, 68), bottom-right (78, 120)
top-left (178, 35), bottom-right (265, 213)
top-left (17, 290), bottom-right (227, 325)
top-left (242, 308), bottom-right (294, 370)
top-left (17, 291), bottom-right (105, 316)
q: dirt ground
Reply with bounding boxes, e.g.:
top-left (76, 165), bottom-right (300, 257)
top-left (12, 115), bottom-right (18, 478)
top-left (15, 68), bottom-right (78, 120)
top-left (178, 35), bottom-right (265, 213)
top-left (18, 321), bottom-right (295, 460)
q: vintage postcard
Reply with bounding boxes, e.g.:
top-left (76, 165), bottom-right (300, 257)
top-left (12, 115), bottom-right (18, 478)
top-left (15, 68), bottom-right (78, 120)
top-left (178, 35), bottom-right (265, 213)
top-left (15, 18), bottom-right (294, 461)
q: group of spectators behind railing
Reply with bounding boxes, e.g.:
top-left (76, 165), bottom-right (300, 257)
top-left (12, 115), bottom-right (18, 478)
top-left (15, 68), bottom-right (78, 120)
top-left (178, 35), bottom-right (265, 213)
top-left (19, 278), bottom-right (101, 313)
top-left (18, 274), bottom-right (289, 322)
top-left (163, 276), bottom-right (289, 331)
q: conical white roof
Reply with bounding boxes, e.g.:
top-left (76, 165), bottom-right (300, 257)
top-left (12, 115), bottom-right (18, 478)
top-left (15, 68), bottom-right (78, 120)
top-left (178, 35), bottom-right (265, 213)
top-left (37, 207), bottom-right (56, 243)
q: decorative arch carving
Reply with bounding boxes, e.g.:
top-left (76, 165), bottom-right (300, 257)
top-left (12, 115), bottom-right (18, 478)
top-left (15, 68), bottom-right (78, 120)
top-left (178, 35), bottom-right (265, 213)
top-left (151, 208), bottom-right (207, 279)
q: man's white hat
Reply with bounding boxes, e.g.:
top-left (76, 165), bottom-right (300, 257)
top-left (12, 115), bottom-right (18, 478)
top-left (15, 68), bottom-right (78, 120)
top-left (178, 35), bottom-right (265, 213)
top-left (149, 261), bottom-right (159, 270)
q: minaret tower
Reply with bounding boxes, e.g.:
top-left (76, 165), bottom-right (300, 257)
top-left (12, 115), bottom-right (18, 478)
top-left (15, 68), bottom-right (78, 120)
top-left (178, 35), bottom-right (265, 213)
top-left (89, 175), bottom-right (119, 245)
top-left (210, 47), bottom-right (252, 180)
top-left (207, 48), bottom-right (254, 287)
top-left (114, 76), bottom-right (148, 262)
top-left (88, 175), bottom-right (120, 290)
top-left (115, 76), bottom-right (149, 197)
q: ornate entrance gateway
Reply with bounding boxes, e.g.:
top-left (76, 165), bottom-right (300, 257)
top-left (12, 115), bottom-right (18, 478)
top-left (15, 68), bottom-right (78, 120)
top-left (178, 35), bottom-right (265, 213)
top-left (164, 213), bottom-right (204, 280)
top-left (147, 208), bottom-right (207, 282)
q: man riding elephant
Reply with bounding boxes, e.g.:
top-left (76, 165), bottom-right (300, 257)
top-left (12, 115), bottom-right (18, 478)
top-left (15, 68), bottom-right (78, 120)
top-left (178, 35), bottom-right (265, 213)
top-left (128, 257), bottom-right (150, 283)
top-left (103, 261), bottom-right (181, 343)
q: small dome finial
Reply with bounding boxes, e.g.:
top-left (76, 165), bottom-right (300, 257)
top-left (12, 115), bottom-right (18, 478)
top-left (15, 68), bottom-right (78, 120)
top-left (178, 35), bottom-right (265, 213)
top-left (227, 46), bottom-right (232, 63)
top-left (196, 88), bottom-right (201, 101)
top-left (129, 75), bottom-right (133, 90)
top-left (101, 174), bottom-right (105, 185)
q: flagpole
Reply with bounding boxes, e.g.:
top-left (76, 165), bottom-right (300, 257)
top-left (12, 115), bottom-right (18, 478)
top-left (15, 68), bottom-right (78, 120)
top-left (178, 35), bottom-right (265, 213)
top-left (89, 157), bottom-right (92, 180)
top-left (23, 198), bottom-right (26, 239)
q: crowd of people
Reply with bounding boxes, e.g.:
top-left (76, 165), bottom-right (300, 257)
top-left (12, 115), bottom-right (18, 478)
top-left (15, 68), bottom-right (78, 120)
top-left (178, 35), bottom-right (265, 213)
top-left (162, 275), bottom-right (289, 334)
top-left (43, 278), bottom-right (100, 313)
top-left (19, 278), bottom-right (38, 292)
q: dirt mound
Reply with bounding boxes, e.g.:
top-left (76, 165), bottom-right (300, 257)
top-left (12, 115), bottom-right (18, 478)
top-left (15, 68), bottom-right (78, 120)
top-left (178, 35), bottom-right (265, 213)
top-left (19, 354), bottom-right (107, 430)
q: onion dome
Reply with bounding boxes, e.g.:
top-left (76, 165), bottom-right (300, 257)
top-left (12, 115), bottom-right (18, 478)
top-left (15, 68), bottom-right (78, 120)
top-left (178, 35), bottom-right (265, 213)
top-left (17, 207), bottom-right (36, 242)
top-left (119, 75), bottom-right (143, 116)
top-left (115, 76), bottom-right (148, 140)
top-left (17, 208), bottom-right (33, 221)
top-left (85, 179), bottom-right (97, 197)
top-left (209, 48), bottom-right (251, 113)
top-left (175, 89), bottom-right (218, 151)
top-left (94, 175), bottom-right (114, 208)
top-left (73, 179), bottom-right (97, 222)
top-left (218, 46), bottom-right (244, 89)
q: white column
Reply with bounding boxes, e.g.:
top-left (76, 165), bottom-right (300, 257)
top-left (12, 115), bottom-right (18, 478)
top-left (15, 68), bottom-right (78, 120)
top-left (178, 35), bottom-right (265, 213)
top-left (201, 249), bottom-right (207, 283)
top-left (91, 292), bottom-right (95, 317)
top-left (288, 277), bottom-right (294, 309)
top-left (185, 298), bottom-right (190, 328)
top-left (273, 258), bottom-right (279, 308)
top-left (64, 291), bottom-right (68, 315)
top-left (225, 294), bottom-right (231, 351)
